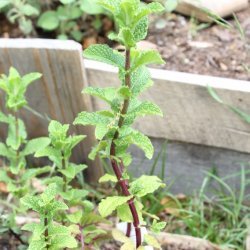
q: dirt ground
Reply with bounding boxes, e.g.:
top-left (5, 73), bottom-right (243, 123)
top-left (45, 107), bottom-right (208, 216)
top-left (147, 6), bottom-right (250, 81)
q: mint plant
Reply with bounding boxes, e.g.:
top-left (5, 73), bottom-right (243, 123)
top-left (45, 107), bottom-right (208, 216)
top-left (0, 67), bottom-right (50, 198)
top-left (35, 120), bottom-right (107, 248)
top-left (21, 183), bottom-right (78, 250)
top-left (0, 67), bottom-right (51, 246)
top-left (74, 0), bottom-right (166, 248)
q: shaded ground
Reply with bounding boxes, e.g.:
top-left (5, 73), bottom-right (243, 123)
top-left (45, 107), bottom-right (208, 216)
top-left (147, 6), bottom-right (250, 81)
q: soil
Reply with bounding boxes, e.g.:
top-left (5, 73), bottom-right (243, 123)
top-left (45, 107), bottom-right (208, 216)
top-left (147, 6), bottom-right (250, 81)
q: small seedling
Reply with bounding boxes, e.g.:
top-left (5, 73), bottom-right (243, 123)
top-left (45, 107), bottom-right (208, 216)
top-left (21, 183), bottom-right (78, 250)
top-left (74, 0), bottom-right (167, 248)
top-left (0, 67), bottom-right (51, 245)
top-left (35, 120), bottom-right (107, 248)
top-left (0, 0), bottom-right (40, 35)
top-left (0, 67), bottom-right (50, 197)
top-left (37, 0), bottom-right (104, 41)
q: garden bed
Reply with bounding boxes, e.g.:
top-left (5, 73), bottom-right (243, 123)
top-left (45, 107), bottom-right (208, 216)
top-left (147, 5), bottom-right (250, 81)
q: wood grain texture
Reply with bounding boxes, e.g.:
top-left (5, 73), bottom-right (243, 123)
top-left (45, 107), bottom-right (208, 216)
top-left (84, 59), bottom-right (250, 154)
top-left (0, 39), bottom-right (103, 182)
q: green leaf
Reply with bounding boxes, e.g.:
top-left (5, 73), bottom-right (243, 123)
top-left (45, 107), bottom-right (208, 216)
top-left (99, 173), bottom-right (118, 183)
top-left (21, 195), bottom-right (41, 212)
top-left (35, 146), bottom-right (61, 160)
top-left (165, 0), bottom-right (178, 12)
top-left (98, 0), bottom-right (120, 13)
top-left (131, 131), bottom-right (153, 159)
top-left (0, 142), bottom-right (10, 157)
top-left (60, 0), bottom-right (75, 4)
top-left (80, 0), bottom-right (104, 14)
top-left (95, 124), bottom-right (109, 140)
top-left (117, 200), bottom-right (143, 222)
top-left (50, 225), bottom-right (78, 249)
top-left (37, 11), bottom-right (60, 31)
top-left (129, 175), bottom-right (165, 197)
top-left (41, 183), bottom-right (58, 203)
top-left (117, 130), bottom-right (154, 159)
top-left (22, 222), bottom-right (39, 232)
top-left (151, 219), bottom-right (166, 233)
top-left (88, 141), bottom-right (108, 160)
top-left (98, 195), bottom-right (132, 217)
top-left (134, 2), bottom-right (164, 23)
top-left (82, 200), bottom-right (95, 213)
top-left (133, 17), bottom-right (148, 42)
top-left (21, 166), bottom-right (51, 182)
top-left (74, 111), bottom-right (111, 126)
top-left (20, 4), bottom-right (39, 16)
top-left (6, 118), bottom-right (27, 150)
top-left (0, 112), bottom-right (10, 123)
top-left (112, 229), bottom-right (131, 243)
top-left (60, 163), bottom-right (87, 180)
top-left (49, 120), bottom-right (69, 140)
top-left (19, 18), bottom-right (33, 35)
top-left (28, 240), bottom-right (46, 250)
top-left (22, 137), bottom-right (51, 156)
top-left (50, 200), bottom-right (68, 212)
top-left (147, 2), bottom-right (165, 12)
top-left (118, 28), bottom-right (136, 47)
top-left (144, 234), bottom-right (161, 249)
top-left (117, 86), bottom-right (131, 99)
top-left (115, 130), bottom-right (154, 159)
top-left (0, 1), bottom-right (10, 9)
top-left (131, 49), bottom-right (165, 71)
top-left (22, 72), bottom-right (42, 86)
top-left (83, 86), bottom-right (116, 104)
top-left (129, 101), bottom-right (163, 117)
top-left (83, 44), bottom-right (125, 68)
top-left (60, 189), bottom-right (88, 201)
top-left (131, 67), bottom-right (152, 96)
top-left (67, 211), bottom-right (83, 224)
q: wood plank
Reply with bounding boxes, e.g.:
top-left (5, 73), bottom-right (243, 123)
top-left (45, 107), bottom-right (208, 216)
top-left (0, 39), bottom-right (103, 183)
top-left (176, 0), bottom-right (249, 22)
top-left (84, 59), bottom-right (250, 154)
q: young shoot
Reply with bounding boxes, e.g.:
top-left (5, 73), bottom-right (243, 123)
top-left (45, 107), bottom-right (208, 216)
top-left (74, 0), bottom-right (167, 248)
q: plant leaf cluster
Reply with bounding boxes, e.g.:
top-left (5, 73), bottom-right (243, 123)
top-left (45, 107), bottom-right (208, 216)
top-left (74, 0), bottom-right (167, 248)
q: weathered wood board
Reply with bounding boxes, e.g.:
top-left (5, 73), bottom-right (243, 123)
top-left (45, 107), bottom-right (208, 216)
top-left (85, 59), bottom-right (250, 154)
top-left (176, 0), bottom-right (249, 22)
top-left (0, 39), bottom-right (103, 182)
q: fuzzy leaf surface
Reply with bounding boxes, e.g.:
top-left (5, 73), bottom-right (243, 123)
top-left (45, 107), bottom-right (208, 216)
top-left (22, 137), bottom-right (51, 156)
top-left (98, 196), bottom-right (132, 217)
top-left (74, 111), bottom-right (111, 126)
top-left (131, 49), bottom-right (165, 71)
top-left (129, 175), bottom-right (165, 197)
top-left (83, 44), bottom-right (125, 68)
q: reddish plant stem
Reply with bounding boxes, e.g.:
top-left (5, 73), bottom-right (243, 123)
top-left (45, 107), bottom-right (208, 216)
top-left (78, 225), bottom-right (84, 250)
top-left (126, 222), bottom-right (132, 237)
top-left (110, 49), bottom-right (142, 247)
top-left (44, 213), bottom-right (49, 250)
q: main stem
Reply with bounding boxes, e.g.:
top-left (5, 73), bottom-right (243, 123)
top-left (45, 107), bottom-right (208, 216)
top-left (110, 49), bottom-right (142, 248)
top-left (61, 152), bottom-right (67, 193)
top-left (44, 213), bottom-right (49, 250)
top-left (14, 113), bottom-right (20, 165)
